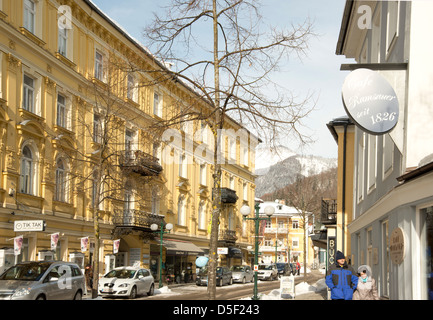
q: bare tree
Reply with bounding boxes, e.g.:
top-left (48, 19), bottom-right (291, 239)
top-left (284, 167), bottom-right (337, 281)
top-left (142, 0), bottom-right (315, 299)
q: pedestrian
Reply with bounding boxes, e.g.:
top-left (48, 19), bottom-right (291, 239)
top-left (352, 265), bottom-right (379, 300)
top-left (296, 261), bottom-right (301, 275)
top-left (325, 251), bottom-right (358, 300)
top-left (84, 264), bottom-right (93, 292)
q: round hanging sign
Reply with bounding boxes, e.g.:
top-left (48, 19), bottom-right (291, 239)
top-left (342, 68), bottom-right (399, 135)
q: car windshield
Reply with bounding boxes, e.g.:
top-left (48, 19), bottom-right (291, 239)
top-left (0, 262), bottom-right (52, 281)
top-left (231, 266), bottom-right (245, 272)
top-left (104, 269), bottom-right (137, 279)
top-left (258, 265), bottom-right (273, 270)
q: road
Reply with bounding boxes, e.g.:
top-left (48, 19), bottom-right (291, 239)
top-left (140, 271), bottom-right (325, 300)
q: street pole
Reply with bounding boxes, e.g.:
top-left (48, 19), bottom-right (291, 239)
top-left (254, 203), bottom-right (260, 300)
top-left (241, 203), bottom-right (274, 300)
top-left (151, 222), bottom-right (173, 289)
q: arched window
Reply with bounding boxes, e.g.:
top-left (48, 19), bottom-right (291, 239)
top-left (20, 146), bottom-right (33, 194)
top-left (55, 158), bottom-right (67, 202)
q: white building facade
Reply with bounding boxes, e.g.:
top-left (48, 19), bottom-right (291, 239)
top-left (336, 0), bottom-right (433, 300)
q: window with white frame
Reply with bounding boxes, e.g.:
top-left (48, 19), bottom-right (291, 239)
top-left (20, 144), bottom-right (38, 195)
top-left (292, 237), bottom-right (299, 248)
top-left (151, 187), bottom-right (160, 215)
top-left (94, 50), bottom-right (104, 81)
top-left (93, 114), bottom-right (102, 144)
top-left (367, 227), bottom-right (373, 266)
top-left (179, 153), bottom-right (187, 178)
top-left (58, 27), bottom-right (68, 57)
top-left (153, 92), bottom-right (162, 117)
top-left (242, 146), bottom-right (248, 166)
top-left (200, 163), bottom-right (206, 186)
top-left (55, 158), bottom-right (68, 202)
top-left (198, 200), bottom-right (206, 230)
top-left (383, 134), bottom-right (394, 177)
top-left (127, 73), bottom-right (137, 102)
top-left (229, 138), bottom-right (236, 160)
top-left (371, 7), bottom-right (381, 63)
top-left (177, 194), bottom-right (186, 226)
top-left (386, 1), bottom-right (399, 55)
top-left (229, 176), bottom-right (234, 190)
top-left (153, 142), bottom-right (161, 165)
top-left (228, 207), bottom-right (235, 231)
top-left (124, 129), bottom-right (135, 159)
top-left (23, 74), bottom-right (35, 113)
top-left (243, 182), bottom-right (247, 200)
top-left (56, 93), bottom-right (71, 129)
top-left (367, 134), bottom-right (377, 191)
top-left (23, 0), bottom-right (36, 33)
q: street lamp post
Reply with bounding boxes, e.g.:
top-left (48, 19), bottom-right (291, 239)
top-left (241, 203), bottom-right (275, 300)
top-left (150, 222), bottom-right (173, 289)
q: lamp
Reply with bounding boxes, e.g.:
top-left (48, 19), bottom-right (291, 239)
top-left (240, 205), bottom-right (251, 217)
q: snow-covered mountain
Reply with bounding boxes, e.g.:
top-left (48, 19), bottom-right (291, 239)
top-left (254, 146), bottom-right (337, 197)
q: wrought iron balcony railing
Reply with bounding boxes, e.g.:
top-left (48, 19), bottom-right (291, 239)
top-left (119, 150), bottom-right (163, 176)
top-left (112, 209), bottom-right (165, 230)
top-left (212, 188), bottom-right (238, 204)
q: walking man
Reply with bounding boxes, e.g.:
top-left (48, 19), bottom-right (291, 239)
top-left (325, 251), bottom-right (358, 300)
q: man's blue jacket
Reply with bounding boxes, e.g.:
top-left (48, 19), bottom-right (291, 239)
top-left (325, 262), bottom-right (358, 300)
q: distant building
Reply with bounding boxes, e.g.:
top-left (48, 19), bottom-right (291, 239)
top-left (257, 200), bottom-right (315, 267)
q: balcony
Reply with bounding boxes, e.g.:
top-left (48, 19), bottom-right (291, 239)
top-left (119, 150), bottom-right (162, 177)
top-left (321, 199), bottom-right (337, 225)
top-left (112, 209), bottom-right (165, 230)
top-left (219, 229), bottom-right (238, 243)
top-left (213, 188), bottom-right (238, 204)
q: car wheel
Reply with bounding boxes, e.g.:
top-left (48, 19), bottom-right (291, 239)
top-left (242, 277), bottom-right (246, 284)
top-left (73, 291), bottom-right (82, 300)
top-left (129, 286), bottom-right (137, 299)
top-left (147, 284), bottom-right (154, 296)
top-left (218, 279), bottom-right (223, 287)
top-left (36, 294), bottom-right (46, 300)
top-left (229, 278), bottom-right (233, 285)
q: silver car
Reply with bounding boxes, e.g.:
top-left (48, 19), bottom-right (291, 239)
top-left (98, 267), bottom-right (154, 299)
top-left (0, 261), bottom-right (85, 300)
top-left (231, 265), bottom-right (254, 284)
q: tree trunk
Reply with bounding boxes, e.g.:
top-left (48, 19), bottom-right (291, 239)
top-left (207, 0), bottom-right (221, 300)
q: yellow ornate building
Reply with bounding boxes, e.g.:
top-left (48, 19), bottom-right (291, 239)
top-left (0, 0), bottom-right (259, 282)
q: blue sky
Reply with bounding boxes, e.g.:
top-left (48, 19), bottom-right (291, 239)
top-left (91, 0), bottom-right (353, 159)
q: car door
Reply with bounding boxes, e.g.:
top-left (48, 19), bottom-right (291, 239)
top-left (42, 266), bottom-right (66, 300)
top-left (245, 266), bottom-right (253, 282)
top-left (141, 269), bottom-right (153, 293)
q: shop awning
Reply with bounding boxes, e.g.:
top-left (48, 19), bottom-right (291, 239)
top-left (161, 239), bottom-right (205, 256)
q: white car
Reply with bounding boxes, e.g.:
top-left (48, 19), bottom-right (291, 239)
top-left (98, 267), bottom-right (154, 299)
top-left (257, 263), bottom-right (278, 281)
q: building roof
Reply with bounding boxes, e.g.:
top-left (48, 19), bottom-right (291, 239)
top-left (257, 201), bottom-right (302, 217)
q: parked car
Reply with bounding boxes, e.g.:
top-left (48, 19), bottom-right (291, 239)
top-left (98, 267), bottom-right (154, 299)
top-left (276, 263), bottom-right (293, 277)
top-left (196, 266), bottom-right (233, 286)
top-left (0, 261), bottom-right (85, 300)
top-left (257, 263), bottom-right (278, 281)
top-left (231, 265), bottom-right (254, 284)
